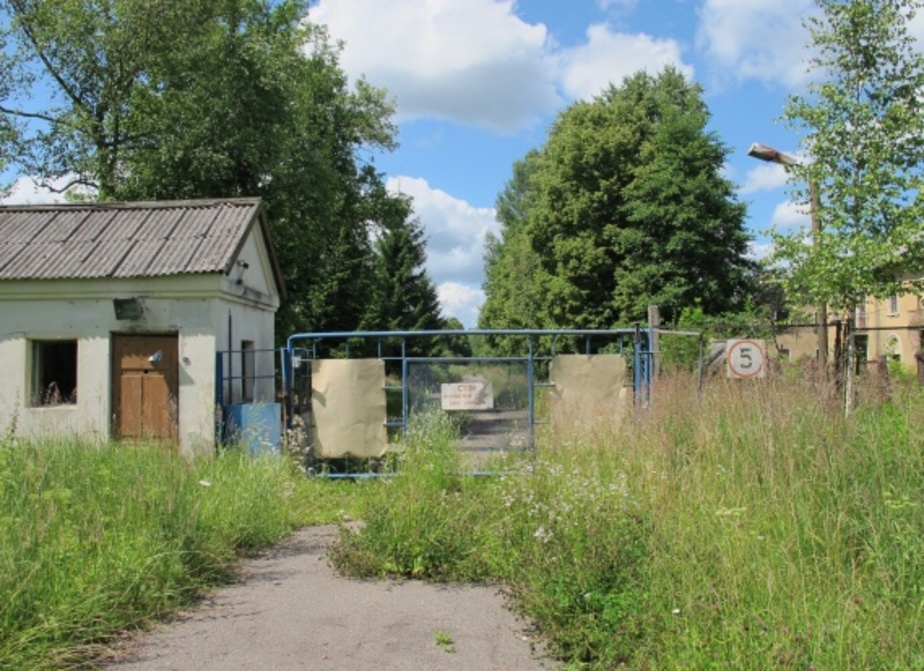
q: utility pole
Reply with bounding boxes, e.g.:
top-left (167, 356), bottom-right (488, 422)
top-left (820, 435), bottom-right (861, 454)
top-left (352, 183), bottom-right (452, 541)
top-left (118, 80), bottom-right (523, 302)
top-left (748, 143), bottom-right (827, 373)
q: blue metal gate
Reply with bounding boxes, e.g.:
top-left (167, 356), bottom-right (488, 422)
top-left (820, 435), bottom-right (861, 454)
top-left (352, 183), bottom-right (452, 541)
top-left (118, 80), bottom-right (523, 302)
top-left (282, 327), bottom-right (676, 460)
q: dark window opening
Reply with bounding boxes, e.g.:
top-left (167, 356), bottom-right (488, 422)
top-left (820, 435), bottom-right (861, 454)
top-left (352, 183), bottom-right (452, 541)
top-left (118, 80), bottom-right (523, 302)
top-left (241, 340), bottom-right (255, 402)
top-left (33, 340), bottom-right (78, 406)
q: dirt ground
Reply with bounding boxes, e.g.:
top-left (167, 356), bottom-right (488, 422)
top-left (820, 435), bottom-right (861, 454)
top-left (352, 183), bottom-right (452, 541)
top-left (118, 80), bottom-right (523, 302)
top-left (101, 525), bottom-right (551, 671)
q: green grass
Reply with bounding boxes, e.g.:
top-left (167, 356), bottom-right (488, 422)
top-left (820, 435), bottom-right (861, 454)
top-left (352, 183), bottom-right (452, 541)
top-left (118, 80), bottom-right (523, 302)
top-left (0, 439), bottom-right (366, 670)
top-left (5, 372), bottom-right (924, 670)
top-left (331, 374), bottom-right (924, 670)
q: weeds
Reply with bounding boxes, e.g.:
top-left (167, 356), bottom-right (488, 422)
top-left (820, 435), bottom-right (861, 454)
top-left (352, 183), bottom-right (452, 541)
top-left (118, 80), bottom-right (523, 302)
top-left (434, 630), bottom-right (456, 653)
top-left (333, 374), bottom-right (924, 670)
top-left (0, 440), bottom-right (300, 669)
top-left (5, 372), bottom-right (923, 670)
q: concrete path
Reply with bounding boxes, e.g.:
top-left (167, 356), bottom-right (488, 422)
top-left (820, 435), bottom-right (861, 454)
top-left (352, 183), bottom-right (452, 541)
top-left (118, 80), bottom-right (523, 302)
top-left (102, 526), bottom-right (550, 671)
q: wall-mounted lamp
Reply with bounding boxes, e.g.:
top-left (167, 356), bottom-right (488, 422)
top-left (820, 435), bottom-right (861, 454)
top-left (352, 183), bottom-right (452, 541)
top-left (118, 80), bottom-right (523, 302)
top-left (148, 350), bottom-right (163, 363)
top-left (113, 297), bottom-right (145, 320)
top-left (234, 259), bottom-right (250, 286)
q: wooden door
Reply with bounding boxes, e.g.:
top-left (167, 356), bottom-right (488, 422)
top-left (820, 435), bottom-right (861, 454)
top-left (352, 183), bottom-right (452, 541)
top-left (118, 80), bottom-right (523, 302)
top-left (112, 334), bottom-right (179, 442)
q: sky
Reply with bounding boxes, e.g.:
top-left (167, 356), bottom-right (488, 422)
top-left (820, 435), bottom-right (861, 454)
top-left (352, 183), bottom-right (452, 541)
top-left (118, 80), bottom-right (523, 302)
top-left (305, 0), bottom-right (831, 327)
top-left (6, 1), bottom-right (924, 327)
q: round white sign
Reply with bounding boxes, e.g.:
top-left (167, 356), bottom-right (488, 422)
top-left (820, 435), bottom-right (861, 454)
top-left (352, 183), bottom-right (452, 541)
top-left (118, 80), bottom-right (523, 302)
top-left (726, 339), bottom-right (767, 379)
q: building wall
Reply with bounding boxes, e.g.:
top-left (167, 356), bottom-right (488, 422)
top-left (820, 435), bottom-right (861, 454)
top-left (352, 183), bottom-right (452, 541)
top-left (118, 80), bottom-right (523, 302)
top-left (860, 292), bottom-right (923, 367)
top-left (0, 274), bottom-right (277, 455)
top-left (772, 291), bottom-right (924, 371)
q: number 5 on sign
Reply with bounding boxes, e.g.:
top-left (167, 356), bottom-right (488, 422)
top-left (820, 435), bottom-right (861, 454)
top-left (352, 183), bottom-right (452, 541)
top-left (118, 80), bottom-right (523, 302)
top-left (726, 339), bottom-right (767, 379)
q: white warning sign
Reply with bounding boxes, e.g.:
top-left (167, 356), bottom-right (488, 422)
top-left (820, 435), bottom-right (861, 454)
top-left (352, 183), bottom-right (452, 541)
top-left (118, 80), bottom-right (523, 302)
top-left (726, 339), bottom-right (767, 379)
top-left (440, 381), bottom-right (494, 411)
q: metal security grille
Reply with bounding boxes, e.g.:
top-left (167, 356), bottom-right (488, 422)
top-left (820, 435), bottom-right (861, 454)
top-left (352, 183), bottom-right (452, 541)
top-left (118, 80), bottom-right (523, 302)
top-left (279, 328), bottom-right (703, 475)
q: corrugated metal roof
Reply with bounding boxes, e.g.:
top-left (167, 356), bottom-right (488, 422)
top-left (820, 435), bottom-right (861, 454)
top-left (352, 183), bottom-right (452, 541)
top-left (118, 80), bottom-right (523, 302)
top-left (0, 199), bottom-right (275, 285)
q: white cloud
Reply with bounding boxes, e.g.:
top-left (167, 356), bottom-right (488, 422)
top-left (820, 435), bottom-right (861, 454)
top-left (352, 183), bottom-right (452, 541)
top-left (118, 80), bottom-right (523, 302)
top-left (912, 9), bottom-right (924, 43)
top-left (747, 240), bottom-right (774, 261)
top-left (1, 174), bottom-right (93, 204)
top-left (386, 174), bottom-right (498, 308)
top-left (739, 163), bottom-right (789, 195)
top-left (309, 0), bottom-right (560, 132)
top-left (386, 176), bottom-right (498, 326)
top-left (596, 0), bottom-right (638, 13)
top-left (771, 200), bottom-right (810, 231)
top-left (557, 24), bottom-right (693, 100)
top-left (309, 0), bottom-right (696, 130)
top-left (438, 282), bottom-right (485, 328)
top-left (696, 0), bottom-right (815, 87)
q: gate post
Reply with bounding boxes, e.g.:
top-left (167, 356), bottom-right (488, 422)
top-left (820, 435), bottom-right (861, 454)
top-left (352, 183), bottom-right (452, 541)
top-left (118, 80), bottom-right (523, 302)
top-left (281, 346), bottom-right (293, 430)
top-left (401, 337), bottom-right (409, 439)
top-left (633, 324), bottom-right (642, 416)
top-left (648, 305), bottom-right (659, 410)
top-left (527, 336), bottom-right (536, 451)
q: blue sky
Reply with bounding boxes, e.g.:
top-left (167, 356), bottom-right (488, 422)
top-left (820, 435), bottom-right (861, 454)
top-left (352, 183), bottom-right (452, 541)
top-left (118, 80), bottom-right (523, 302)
top-left (7, 1), bottom-right (923, 327)
top-left (307, 0), bottom-right (846, 326)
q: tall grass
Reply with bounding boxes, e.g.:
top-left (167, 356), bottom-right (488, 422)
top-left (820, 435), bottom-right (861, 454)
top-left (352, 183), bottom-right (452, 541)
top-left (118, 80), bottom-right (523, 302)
top-left (332, 374), bottom-right (924, 669)
top-left (631, 375), bottom-right (924, 669)
top-left (0, 439), bottom-right (298, 669)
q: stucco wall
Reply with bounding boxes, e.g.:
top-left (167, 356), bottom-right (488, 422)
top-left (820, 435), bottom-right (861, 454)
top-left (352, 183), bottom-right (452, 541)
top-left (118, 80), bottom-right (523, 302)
top-left (0, 274), bottom-right (277, 455)
top-left (863, 293), bottom-right (923, 366)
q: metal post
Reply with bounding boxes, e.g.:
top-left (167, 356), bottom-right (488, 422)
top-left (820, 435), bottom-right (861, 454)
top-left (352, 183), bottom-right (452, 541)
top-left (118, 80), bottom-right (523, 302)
top-left (697, 334), bottom-right (705, 401)
top-left (281, 347), bottom-right (293, 430)
top-left (810, 180), bottom-right (828, 373)
top-left (633, 324), bottom-right (642, 416)
top-left (648, 305), bottom-right (659, 410)
top-left (401, 337), bottom-right (409, 439)
top-left (214, 351), bottom-right (224, 446)
top-left (527, 337), bottom-right (536, 452)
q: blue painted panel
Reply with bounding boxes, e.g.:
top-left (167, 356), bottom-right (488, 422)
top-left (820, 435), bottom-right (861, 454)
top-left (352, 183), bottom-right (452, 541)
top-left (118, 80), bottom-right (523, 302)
top-left (224, 403), bottom-right (282, 456)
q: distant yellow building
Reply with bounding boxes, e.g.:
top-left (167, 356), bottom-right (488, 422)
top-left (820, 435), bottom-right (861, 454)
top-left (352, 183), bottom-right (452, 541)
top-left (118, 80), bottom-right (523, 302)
top-left (773, 290), bottom-right (924, 372)
top-left (855, 290), bottom-right (924, 369)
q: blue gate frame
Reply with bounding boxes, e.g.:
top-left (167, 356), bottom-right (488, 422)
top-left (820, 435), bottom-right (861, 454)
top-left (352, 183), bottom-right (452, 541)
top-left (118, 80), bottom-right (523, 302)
top-left (282, 327), bottom-right (702, 456)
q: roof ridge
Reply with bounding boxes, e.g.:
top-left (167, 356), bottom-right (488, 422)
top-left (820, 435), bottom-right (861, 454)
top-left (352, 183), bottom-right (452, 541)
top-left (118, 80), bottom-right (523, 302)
top-left (0, 197), bottom-right (262, 211)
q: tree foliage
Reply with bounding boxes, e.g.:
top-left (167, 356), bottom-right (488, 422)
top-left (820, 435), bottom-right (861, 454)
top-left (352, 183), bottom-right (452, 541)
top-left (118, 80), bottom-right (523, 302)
top-left (776, 0), bottom-right (924, 311)
top-left (480, 67), bottom-right (753, 332)
top-left (0, 0), bottom-right (444, 338)
top-left (364, 200), bottom-right (445, 333)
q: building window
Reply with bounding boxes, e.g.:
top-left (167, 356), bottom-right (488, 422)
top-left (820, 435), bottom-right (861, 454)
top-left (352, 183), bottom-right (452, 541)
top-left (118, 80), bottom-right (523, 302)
top-left (241, 340), bottom-right (255, 402)
top-left (888, 294), bottom-right (899, 316)
top-left (32, 340), bottom-right (78, 406)
top-left (887, 335), bottom-right (902, 363)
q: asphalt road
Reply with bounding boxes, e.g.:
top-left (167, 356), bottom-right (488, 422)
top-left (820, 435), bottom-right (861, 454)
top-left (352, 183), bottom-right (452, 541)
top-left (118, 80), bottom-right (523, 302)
top-left (101, 525), bottom-right (550, 671)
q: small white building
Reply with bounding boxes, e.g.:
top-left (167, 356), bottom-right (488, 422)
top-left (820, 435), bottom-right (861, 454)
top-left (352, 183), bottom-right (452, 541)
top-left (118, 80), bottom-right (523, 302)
top-left (0, 198), bottom-right (285, 455)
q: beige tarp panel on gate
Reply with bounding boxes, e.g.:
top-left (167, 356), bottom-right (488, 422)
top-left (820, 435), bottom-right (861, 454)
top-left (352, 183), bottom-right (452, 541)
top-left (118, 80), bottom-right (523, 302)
top-left (549, 354), bottom-right (629, 431)
top-left (310, 359), bottom-right (387, 458)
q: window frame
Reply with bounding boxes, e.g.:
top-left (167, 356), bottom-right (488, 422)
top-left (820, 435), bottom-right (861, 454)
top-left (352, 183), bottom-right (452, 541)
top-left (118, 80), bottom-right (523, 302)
top-left (888, 294), bottom-right (900, 316)
top-left (31, 339), bottom-right (78, 407)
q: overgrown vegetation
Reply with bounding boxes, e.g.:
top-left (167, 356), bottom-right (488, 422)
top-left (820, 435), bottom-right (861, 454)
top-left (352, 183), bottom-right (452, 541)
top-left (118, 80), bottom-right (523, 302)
top-left (0, 439), bottom-right (363, 669)
top-left (333, 375), bottom-right (924, 669)
top-left (5, 373), bottom-right (923, 669)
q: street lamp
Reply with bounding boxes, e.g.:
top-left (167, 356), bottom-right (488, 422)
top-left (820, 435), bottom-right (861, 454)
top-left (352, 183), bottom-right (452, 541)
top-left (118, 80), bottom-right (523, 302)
top-left (748, 142), bottom-right (828, 369)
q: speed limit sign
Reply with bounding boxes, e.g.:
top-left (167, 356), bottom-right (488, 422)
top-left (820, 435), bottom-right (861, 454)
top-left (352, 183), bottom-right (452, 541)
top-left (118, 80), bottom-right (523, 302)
top-left (726, 339), bottom-right (767, 379)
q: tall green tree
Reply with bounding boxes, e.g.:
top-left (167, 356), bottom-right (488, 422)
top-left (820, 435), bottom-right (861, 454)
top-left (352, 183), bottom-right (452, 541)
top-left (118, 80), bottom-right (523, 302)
top-left (479, 151), bottom-right (548, 352)
top-left (775, 0), bottom-right (924, 312)
top-left (0, 0), bottom-right (406, 337)
top-left (363, 203), bottom-right (446, 354)
top-left (481, 67), bottom-right (753, 330)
